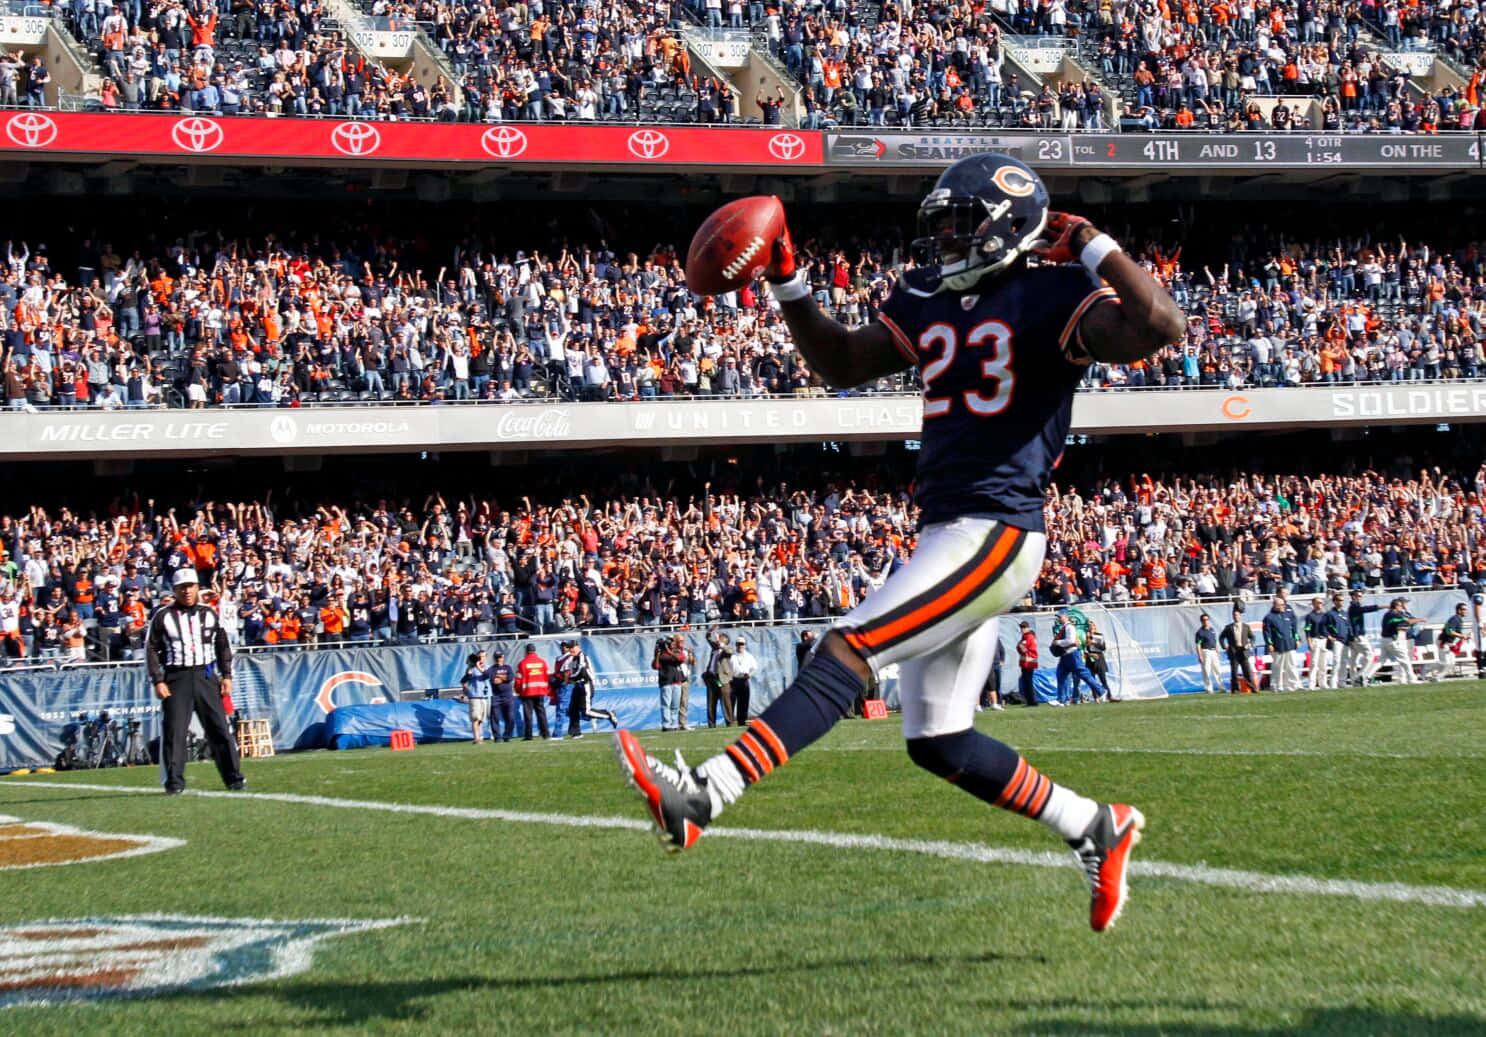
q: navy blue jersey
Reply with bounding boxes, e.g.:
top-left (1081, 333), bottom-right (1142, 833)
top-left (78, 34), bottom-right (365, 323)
top-left (878, 264), bottom-right (1115, 530)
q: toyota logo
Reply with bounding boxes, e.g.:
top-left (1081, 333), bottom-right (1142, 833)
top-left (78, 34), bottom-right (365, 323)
top-left (767, 132), bottom-right (806, 161)
top-left (480, 125), bottom-right (529, 158)
top-left (171, 117), bottom-right (224, 153)
top-left (627, 129), bottom-right (670, 160)
top-left (330, 121), bottom-right (381, 156)
top-left (5, 112), bottom-right (56, 148)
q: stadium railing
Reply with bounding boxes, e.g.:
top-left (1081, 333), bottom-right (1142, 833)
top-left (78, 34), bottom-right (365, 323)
top-left (12, 591), bottom-right (1467, 671)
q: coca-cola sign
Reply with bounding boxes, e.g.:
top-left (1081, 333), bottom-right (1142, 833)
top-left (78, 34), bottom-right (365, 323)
top-left (495, 408), bottom-right (572, 440)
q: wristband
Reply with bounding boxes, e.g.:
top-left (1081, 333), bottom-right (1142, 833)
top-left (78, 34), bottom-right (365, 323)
top-left (1080, 234), bottom-right (1121, 276)
top-left (768, 270), bottom-right (811, 303)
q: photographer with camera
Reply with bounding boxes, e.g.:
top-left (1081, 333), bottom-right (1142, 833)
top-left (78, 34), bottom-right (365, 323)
top-left (146, 568), bottom-right (245, 795)
top-left (654, 634), bottom-right (689, 732)
top-left (461, 650), bottom-right (496, 745)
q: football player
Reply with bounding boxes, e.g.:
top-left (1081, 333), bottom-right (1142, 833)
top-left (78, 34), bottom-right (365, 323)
top-left (615, 154), bottom-right (1185, 933)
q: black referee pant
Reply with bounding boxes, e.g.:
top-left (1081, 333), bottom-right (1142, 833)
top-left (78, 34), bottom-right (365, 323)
top-left (160, 666), bottom-right (243, 792)
top-left (731, 676), bottom-right (751, 726)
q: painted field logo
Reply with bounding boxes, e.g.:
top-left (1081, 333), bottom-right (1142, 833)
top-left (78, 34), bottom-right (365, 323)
top-left (0, 815), bottom-right (183, 871)
top-left (0, 915), bottom-right (409, 1007)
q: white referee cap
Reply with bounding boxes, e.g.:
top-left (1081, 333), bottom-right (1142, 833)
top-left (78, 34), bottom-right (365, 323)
top-left (172, 568), bottom-right (200, 587)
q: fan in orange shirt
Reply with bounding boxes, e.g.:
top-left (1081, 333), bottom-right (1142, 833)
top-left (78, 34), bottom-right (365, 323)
top-left (320, 602), bottom-right (348, 642)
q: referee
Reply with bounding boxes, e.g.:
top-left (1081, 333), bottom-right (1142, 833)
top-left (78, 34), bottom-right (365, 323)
top-left (146, 568), bottom-right (245, 795)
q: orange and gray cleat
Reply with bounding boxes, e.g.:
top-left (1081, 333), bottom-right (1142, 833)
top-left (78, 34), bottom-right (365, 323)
top-left (614, 730), bottom-right (714, 853)
top-left (1068, 803), bottom-right (1146, 932)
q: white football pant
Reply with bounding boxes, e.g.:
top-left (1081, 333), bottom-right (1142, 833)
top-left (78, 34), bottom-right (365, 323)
top-left (837, 517), bottom-right (1045, 740)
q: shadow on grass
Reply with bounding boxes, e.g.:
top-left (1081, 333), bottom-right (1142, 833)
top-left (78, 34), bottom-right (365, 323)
top-left (1003, 1002), bottom-right (1486, 1036)
top-left (187, 950), bottom-right (1036, 1026)
top-left (0, 793), bottom-right (150, 806)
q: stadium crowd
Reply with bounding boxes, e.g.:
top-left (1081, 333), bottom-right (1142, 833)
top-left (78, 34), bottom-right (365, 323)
top-left (419, 0), bottom-right (721, 124)
top-left (749, 0), bottom-right (1473, 133)
top-left (2, 459), bottom-right (1485, 664)
top-left (2, 224), bottom-right (1485, 410)
top-left (66, 0), bottom-right (458, 118)
top-left (1078, 0), bottom-right (1478, 133)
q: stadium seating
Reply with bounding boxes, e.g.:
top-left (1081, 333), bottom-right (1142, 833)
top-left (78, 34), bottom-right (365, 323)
top-left (740, 0), bottom-right (1474, 133)
top-left (1, 224), bottom-right (1481, 411)
top-left (2, 456), bottom-right (1481, 666)
top-left (67, 0), bottom-right (445, 117)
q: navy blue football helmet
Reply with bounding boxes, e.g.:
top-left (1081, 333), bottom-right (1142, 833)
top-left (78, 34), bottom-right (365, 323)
top-left (912, 154), bottom-right (1050, 293)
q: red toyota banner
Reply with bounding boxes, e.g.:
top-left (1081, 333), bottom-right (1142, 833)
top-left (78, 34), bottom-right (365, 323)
top-left (0, 111), bottom-right (824, 169)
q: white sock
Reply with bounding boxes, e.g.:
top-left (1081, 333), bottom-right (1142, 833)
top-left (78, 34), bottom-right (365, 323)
top-left (695, 753), bottom-right (748, 818)
top-left (1037, 784), bottom-right (1100, 842)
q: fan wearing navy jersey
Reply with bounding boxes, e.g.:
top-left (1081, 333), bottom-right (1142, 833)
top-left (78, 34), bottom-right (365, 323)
top-left (614, 155), bottom-right (1185, 933)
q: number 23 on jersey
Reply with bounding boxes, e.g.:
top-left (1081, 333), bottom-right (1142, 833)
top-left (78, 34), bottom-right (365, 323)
top-left (918, 319), bottom-right (1015, 419)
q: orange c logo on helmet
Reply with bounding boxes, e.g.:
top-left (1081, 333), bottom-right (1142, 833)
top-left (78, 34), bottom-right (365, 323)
top-left (315, 671), bottom-right (384, 714)
top-left (991, 165), bottom-right (1037, 198)
top-left (1221, 395), bottom-right (1251, 420)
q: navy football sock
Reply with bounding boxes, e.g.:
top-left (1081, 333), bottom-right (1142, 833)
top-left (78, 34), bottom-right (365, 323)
top-left (694, 651), bottom-right (865, 807)
top-left (905, 729), bottom-right (1099, 838)
top-left (905, 729), bottom-right (1021, 806)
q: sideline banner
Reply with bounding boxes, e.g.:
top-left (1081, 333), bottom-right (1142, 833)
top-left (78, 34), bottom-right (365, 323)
top-left (1, 590), bottom-right (1475, 769)
top-left (0, 666), bottom-right (156, 771)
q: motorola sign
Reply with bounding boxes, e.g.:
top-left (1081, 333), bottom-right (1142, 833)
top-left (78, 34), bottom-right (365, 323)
top-left (300, 420), bottom-right (413, 437)
top-left (269, 416), bottom-right (298, 444)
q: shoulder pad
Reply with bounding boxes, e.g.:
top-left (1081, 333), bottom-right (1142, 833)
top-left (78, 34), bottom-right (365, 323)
top-left (899, 266), bottom-right (946, 298)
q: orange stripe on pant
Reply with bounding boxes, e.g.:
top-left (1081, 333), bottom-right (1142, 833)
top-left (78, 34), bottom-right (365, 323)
top-left (749, 720), bottom-right (789, 765)
top-left (851, 526), bottom-right (1021, 651)
top-left (738, 732), bottom-right (774, 775)
top-left (726, 744), bottom-right (760, 783)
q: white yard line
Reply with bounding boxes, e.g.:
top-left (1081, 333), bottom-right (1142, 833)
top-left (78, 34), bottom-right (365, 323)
top-left (4, 780), bottom-right (1483, 910)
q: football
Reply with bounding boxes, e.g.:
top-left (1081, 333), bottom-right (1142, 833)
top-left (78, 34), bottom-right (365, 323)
top-left (684, 195), bottom-right (785, 296)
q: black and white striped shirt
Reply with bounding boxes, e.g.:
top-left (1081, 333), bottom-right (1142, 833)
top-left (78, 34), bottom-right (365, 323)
top-left (145, 604), bottom-right (231, 682)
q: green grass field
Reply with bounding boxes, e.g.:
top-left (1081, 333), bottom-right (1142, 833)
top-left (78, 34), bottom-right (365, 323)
top-left (2, 684), bottom-right (1484, 1035)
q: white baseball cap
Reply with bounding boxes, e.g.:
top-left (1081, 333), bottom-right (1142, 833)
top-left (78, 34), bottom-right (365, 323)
top-left (172, 568), bottom-right (200, 587)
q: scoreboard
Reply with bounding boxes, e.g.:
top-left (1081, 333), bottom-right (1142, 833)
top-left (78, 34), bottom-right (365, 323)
top-left (825, 131), bottom-right (1485, 172)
